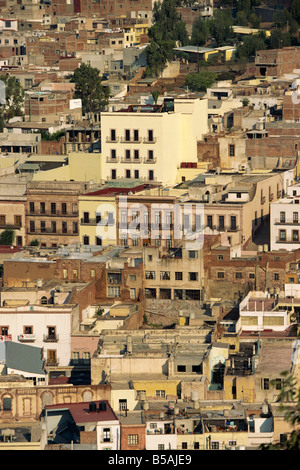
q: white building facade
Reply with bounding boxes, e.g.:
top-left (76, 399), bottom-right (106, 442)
top-left (100, 97), bottom-right (209, 186)
top-left (0, 305), bottom-right (73, 367)
top-left (96, 418), bottom-right (121, 450)
top-left (270, 196), bottom-right (300, 251)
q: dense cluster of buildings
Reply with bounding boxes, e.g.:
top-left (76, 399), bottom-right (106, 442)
top-left (0, 0), bottom-right (299, 452)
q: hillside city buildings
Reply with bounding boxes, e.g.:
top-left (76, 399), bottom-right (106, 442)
top-left (0, 0), bottom-right (299, 452)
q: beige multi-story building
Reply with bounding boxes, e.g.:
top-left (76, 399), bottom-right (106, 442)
top-left (100, 97), bottom-right (209, 186)
top-left (0, 178), bottom-right (27, 247)
top-left (26, 181), bottom-right (86, 247)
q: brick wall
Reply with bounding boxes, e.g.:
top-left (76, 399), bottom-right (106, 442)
top-left (120, 425), bottom-right (146, 450)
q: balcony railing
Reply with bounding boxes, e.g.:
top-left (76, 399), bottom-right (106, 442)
top-left (120, 156), bottom-right (142, 163)
top-left (43, 334), bottom-right (59, 343)
top-left (27, 210), bottom-right (78, 218)
top-left (27, 229), bottom-right (78, 236)
top-left (120, 137), bottom-right (142, 143)
top-left (80, 218), bottom-right (101, 226)
top-left (143, 157), bottom-right (157, 163)
top-left (0, 222), bottom-right (22, 230)
top-left (106, 156), bottom-right (120, 162)
top-left (143, 137), bottom-right (157, 144)
top-left (274, 218), bottom-right (300, 225)
top-left (46, 358), bottom-right (59, 366)
top-left (276, 236), bottom-right (300, 244)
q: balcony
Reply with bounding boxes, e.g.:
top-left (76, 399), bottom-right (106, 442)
top-left (46, 358), bottom-right (59, 366)
top-left (27, 210), bottom-right (78, 218)
top-left (106, 156), bottom-right (119, 163)
top-left (274, 218), bottom-right (300, 225)
top-left (106, 136), bottom-right (119, 143)
top-left (18, 334), bottom-right (36, 342)
top-left (27, 228), bottom-right (78, 236)
top-left (80, 218), bottom-right (101, 226)
top-left (143, 137), bottom-right (157, 144)
top-left (143, 157), bottom-right (157, 163)
top-left (120, 137), bottom-right (142, 143)
top-left (120, 156), bottom-right (142, 163)
top-left (0, 222), bottom-right (22, 230)
top-left (276, 236), bottom-right (300, 244)
top-left (43, 334), bottom-right (59, 343)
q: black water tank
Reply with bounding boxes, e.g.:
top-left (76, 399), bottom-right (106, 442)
top-left (89, 402), bottom-right (97, 412)
top-left (99, 401), bottom-right (107, 412)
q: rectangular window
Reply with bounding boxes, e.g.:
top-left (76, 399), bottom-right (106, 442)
top-left (175, 272), bottom-right (183, 280)
top-left (293, 230), bottom-right (299, 241)
top-left (148, 129), bottom-right (154, 142)
top-left (29, 221), bottom-right (35, 233)
top-left (229, 144), bottom-right (235, 157)
top-left (107, 286), bottom-right (120, 297)
top-left (51, 203), bottom-right (56, 215)
top-left (188, 272), bottom-right (198, 281)
top-left (279, 230), bottom-right (286, 241)
top-left (145, 271), bottom-right (155, 279)
top-left (14, 215), bottom-right (22, 227)
top-left (230, 216), bottom-right (237, 230)
top-left (110, 129), bottom-right (116, 141)
top-left (155, 390), bottom-right (165, 398)
top-left (207, 215), bottom-right (213, 229)
top-left (103, 428), bottom-right (111, 442)
top-left (125, 129), bottom-right (130, 141)
top-left (128, 434), bottom-right (138, 446)
top-left (160, 271), bottom-right (170, 280)
top-left (280, 211), bottom-right (286, 223)
top-left (217, 272), bottom-right (225, 279)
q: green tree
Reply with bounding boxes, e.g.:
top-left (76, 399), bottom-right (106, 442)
top-left (145, 0), bottom-right (188, 76)
top-left (71, 63), bottom-right (110, 115)
top-left (236, 33), bottom-right (266, 59)
top-left (0, 230), bottom-right (15, 245)
top-left (260, 372), bottom-right (300, 450)
top-left (236, 11), bottom-right (249, 26)
top-left (209, 10), bottom-right (234, 47)
top-left (291, 0), bottom-right (300, 25)
top-left (191, 16), bottom-right (210, 46)
top-left (185, 70), bottom-right (217, 92)
top-left (0, 74), bottom-right (24, 132)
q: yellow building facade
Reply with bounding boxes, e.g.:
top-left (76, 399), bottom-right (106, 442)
top-left (100, 97), bottom-right (209, 186)
top-left (79, 192), bottom-right (118, 246)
